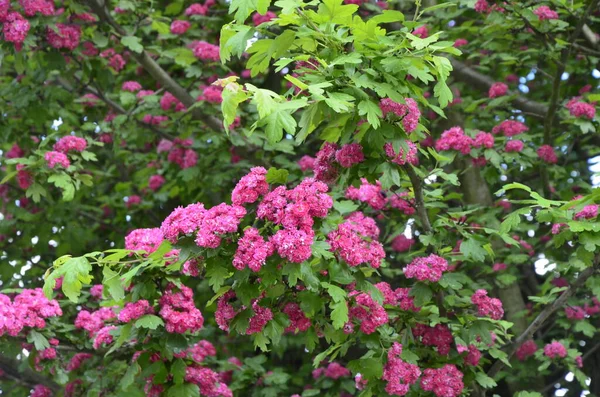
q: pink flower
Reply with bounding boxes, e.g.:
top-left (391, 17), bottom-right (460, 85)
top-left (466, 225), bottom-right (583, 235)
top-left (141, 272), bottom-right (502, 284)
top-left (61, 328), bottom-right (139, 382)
top-left (335, 143), bottom-right (364, 168)
top-left (391, 235), bottom-right (415, 252)
top-left (544, 341), bottom-right (568, 359)
top-left (492, 120), bottom-right (529, 136)
top-left (161, 203), bottom-right (206, 243)
top-left (488, 82), bottom-right (508, 98)
top-left (565, 306), bottom-right (586, 320)
top-left (492, 263), bottom-right (507, 272)
top-left (537, 145), bottom-right (558, 164)
top-left (348, 291), bottom-right (388, 334)
top-left (298, 155), bottom-right (315, 171)
top-left (282, 303), bottom-right (311, 333)
top-left (3, 12), bottom-right (30, 45)
top-left (566, 98), bottom-right (596, 119)
top-left (193, 41), bottom-right (220, 61)
top-left (185, 366), bottom-right (233, 397)
top-left (232, 227), bottom-right (273, 272)
top-left (122, 81), bottom-right (142, 92)
top-left (420, 364), bottom-right (464, 397)
top-left (66, 353), bottom-right (93, 372)
top-left (454, 38), bottom-right (468, 47)
top-left (185, 3), bottom-right (208, 16)
top-left (197, 85), bottom-right (223, 103)
top-left (574, 204), bottom-right (599, 220)
top-left (384, 141), bottom-right (419, 165)
top-left (463, 344), bottom-right (482, 366)
top-left (54, 136), bottom-right (87, 153)
top-left (31, 385), bottom-right (53, 397)
top-left (44, 151), bottom-right (70, 168)
top-left (93, 325), bottom-right (117, 349)
top-left (246, 300), bottom-right (273, 334)
top-left (404, 254), bottom-right (448, 282)
top-left (516, 340), bottom-right (537, 361)
top-left (125, 228), bottom-right (164, 254)
top-left (148, 175), bottom-right (166, 191)
top-left (231, 167), bottom-right (269, 206)
top-left (389, 192), bottom-right (415, 215)
top-left (20, 0), bottom-right (54, 16)
top-left (474, 0), bottom-right (490, 13)
top-left (252, 11), bottom-right (276, 26)
top-left (379, 98), bottom-right (421, 133)
top-left (159, 284), bottom-right (204, 334)
top-left (471, 289), bottom-right (504, 320)
top-left (194, 204), bottom-right (246, 249)
top-left (47, 24), bottom-right (81, 50)
top-left (412, 25), bottom-right (428, 38)
top-left (473, 132), bottom-right (494, 148)
top-left (435, 126), bottom-right (473, 154)
top-left (171, 20), bottom-right (191, 35)
top-left (108, 54), bottom-right (126, 72)
top-left (345, 178), bottom-right (387, 210)
top-left (534, 6), bottom-right (559, 20)
top-left (328, 212), bottom-right (385, 268)
top-left (324, 362), bottom-right (350, 379)
top-left (270, 228), bottom-right (314, 263)
top-left (505, 140), bottom-right (524, 152)
top-left (118, 300), bottom-right (154, 322)
top-left (313, 143), bottom-right (339, 183)
top-left (215, 291), bottom-right (237, 332)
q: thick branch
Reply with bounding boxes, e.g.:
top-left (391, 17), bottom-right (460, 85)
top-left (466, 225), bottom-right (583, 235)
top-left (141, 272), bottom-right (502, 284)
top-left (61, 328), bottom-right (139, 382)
top-left (0, 353), bottom-right (60, 392)
top-left (85, 0), bottom-right (223, 132)
top-left (487, 264), bottom-right (598, 378)
top-left (449, 59), bottom-right (549, 117)
top-left (404, 165), bottom-right (433, 234)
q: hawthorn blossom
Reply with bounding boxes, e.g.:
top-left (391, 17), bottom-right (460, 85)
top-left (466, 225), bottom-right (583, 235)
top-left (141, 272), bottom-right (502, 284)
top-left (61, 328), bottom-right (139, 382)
top-left (379, 98), bottom-right (421, 133)
top-left (282, 303), bottom-right (311, 333)
top-left (47, 24), bottom-right (81, 50)
top-left (122, 81), bottom-right (142, 92)
top-left (335, 143), bottom-right (364, 168)
top-left (516, 340), bottom-right (537, 361)
top-left (328, 212), bottom-right (385, 268)
top-left (345, 178), bottom-right (386, 210)
top-left (566, 98), bottom-right (596, 119)
top-left (193, 41), bottom-right (220, 61)
top-left (471, 289), bottom-right (504, 320)
top-left (488, 82), bottom-right (508, 98)
top-left (54, 136), bottom-right (87, 153)
top-left (403, 254), bottom-right (448, 282)
top-left (20, 0), bottom-right (55, 16)
top-left (413, 323), bottom-right (453, 355)
top-left (505, 140), bottom-right (524, 153)
top-left (124, 228), bottom-right (163, 253)
top-left (252, 11), bottom-right (276, 25)
top-left (232, 227), bottom-right (273, 272)
top-left (435, 126), bottom-right (473, 154)
top-left (148, 175), bottom-right (166, 191)
top-left (384, 141), bottom-right (418, 165)
top-left (544, 341), bottom-right (568, 359)
top-left (3, 12), bottom-right (30, 45)
top-left (118, 300), bottom-right (154, 322)
top-left (534, 6), bottom-right (559, 20)
top-left (171, 20), bottom-right (191, 35)
top-left (537, 145), bottom-right (558, 164)
top-left (391, 235), bottom-right (415, 252)
top-left (185, 3), bottom-right (208, 16)
top-left (44, 151), bottom-right (70, 169)
top-left (298, 155), bottom-right (315, 171)
top-left (420, 364), bottom-right (464, 397)
top-left (574, 204), bottom-right (599, 220)
top-left (492, 120), bottom-right (529, 136)
top-left (159, 284), bottom-right (204, 334)
top-left (231, 167), bottom-right (269, 206)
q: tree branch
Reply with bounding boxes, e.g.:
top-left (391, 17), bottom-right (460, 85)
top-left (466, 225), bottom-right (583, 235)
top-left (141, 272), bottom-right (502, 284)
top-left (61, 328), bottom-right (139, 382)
top-left (85, 0), bottom-right (223, 132)
top-left (404, 165), bottom-right (433, 234)
top-left (0, 353), bottom-right (60, 392)
top-left (449, 59), bottom-right (549, 118)
top-left (487, 263), bottom-right (599, 378)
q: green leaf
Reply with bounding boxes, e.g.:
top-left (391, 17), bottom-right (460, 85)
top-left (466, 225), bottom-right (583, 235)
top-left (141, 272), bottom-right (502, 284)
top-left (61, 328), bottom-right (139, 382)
top-left (358, 100), bottom-right (382, 129)
top-left (121, 36), bottom-right (143, 54)
top-left (514, 392), bottom-right (543, 397)
top-left (325, 92), bottom-right (355, 113)
top-left (171, 359), bottom-right (187, 385)
top-left (119, 362), bottom-right (140, 391)
top-left (26, 183), bottom-right (47, 203)
top-left (257, 0), bottom-right (272, 14)
top-left (460, 238), bottom-right (487, 262)
top-left (92, 31), bottom-right (109, 48)
top-left (103, 266), bottom-right (125, 301)
top-left (333, 200), bottom-right (359, 215)
top-left (151, 20), bottom-right (171, 35)
top-left (311, 240), bottom-right (334, 259)
top-left (222, 84), bottom-right (250, 129)
top-left (321, 282), bottom-right (347, 302)
top-left (371, 10), bottom-right (405, 24)
top-left (229, 0), bottom-right (259, 22)
top-left (409, 283), bottom-right (432, 306)
top-left (574, 320), bottom-right (596, 337)
top-left (135, 315), bottom-right (164, 330)
top-left (318, 0), bottom-right (358, 24)
top-left (264, 110), bottom-right (297, 144)
top-left (205, 259), bottom-right (233, 292)
top-left (167, 383), bottom-right (200, 397)
top-left (475, 372), bottom-right (497, 389)
top-left (347, 358), bottom-right (383, 379)
top-left (45, 256), bottom-right (93, 302)
top-left (330, 300), bottom-right (348, 329)
top-left (28, 330), bottom-right (50, 351)
top-left (265, 167), bottom-right (289, 184)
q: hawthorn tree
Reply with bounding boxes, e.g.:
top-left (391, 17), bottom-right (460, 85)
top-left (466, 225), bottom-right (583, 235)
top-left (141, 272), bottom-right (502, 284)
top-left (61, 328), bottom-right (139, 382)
top-left (1, 0), bottom-right (600, 396)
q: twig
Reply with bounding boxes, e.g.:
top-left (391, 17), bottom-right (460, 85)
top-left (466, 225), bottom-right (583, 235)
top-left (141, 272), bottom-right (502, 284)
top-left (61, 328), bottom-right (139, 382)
top-left (404, 165), bottom-right (433, 234)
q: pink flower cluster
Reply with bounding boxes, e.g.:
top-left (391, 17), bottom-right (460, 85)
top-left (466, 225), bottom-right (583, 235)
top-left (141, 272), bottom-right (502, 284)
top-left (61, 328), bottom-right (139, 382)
top-left (232, 227), bottom-right (274, 272)
top-left (0, 289), bottom-right (62, 337)
top-left (93, 325), bottom-right (117, 349)
top-left (313, 143), bottom-right (339, 182)
top-left (158, 284), bottom-right (204, 334)
top-left (231, 166), bottom-right (269, 206)
top-left (47, 24), bottom-right (81, 50)
top-left (379, 98), bottom-right (421, 133)
top-left (391, 234), bottom-right (415, 252)
top-left (403, 254), bottom-right (448, 282)
top-left (345, 178), bottom-right (386, 210)
top-left (461, 344), bottom-right (482, 366)
top-left (335, 143), bottom-right (365, 168)
top-left (389, 192), bottom-right (415, 215)
top-left (193, 41), bottom-right (220, 61)
top-left (313, 362), bottom-right (350, 380)
top-left (537, 144), bottom-right (558, 164)
top-left (298, 155), bottom-right (315, 171)
top-left (164, 138), bottom-right (198, 169)
top-left (118, 300), bottom-right (154, 322)
top-left (574, 204), bottom-right (599, 220)
top-left (246, 300), bottom-right (273, 334)
top-left (171, 20), bottom-right (191, 35)
top-left (566, 98), bottom-right (596, 119)
top-left (375, 282), bottom-right (419, 312)
top-left (384, 141), bottom-right (418, 165)
top-left (346, 290), bottom-right (389, 334)
top-left (148, 174), bottom-right (166, 191)
top-left (185, 3), bottom-right (209, 16)
top-left (194, 204), bottom-right (246, 248)
top-left (20, 0), bottom-right (54, 16)
top-left (420, 364), bottom-right (464, 397)
top-left (175, 340), bottom-right (216, 363)
top-left (160, 92), bottom-right (186, 112)
top-left (534, 6), bottom-right (559, 20)
top-left (282, 302), bottom-right (311, 333)
top-left (565, 306), bottom-right (586, 320)
top-left (544, 341), bottom-right (568, 359)
top-left (413, 323), bottom-right (453, 355)
top-left (516, 340), bottom-right (537, 361)
top-left (197, 85), bottom-right (223, 103)
top-left (122, 81), bottom-right (142, 92)
top-left (471, 289), bottom-right (504, 320)
top-left (66, 353), bottom-right (93, 372)
top-left (492, 120), bottom-right (528, 136)
top-left (328, 212), bottom-right (385, 268)
top-left (382, 342), bottom-right (421, 396)
top-left (505, 140), bottom-right (524, 152)
top-left (74, 307), bottom-right (116, 338)
top-left (124, 228), bottom-right (164, 254)
top-left (45, 151), bottom-right (70, 169)
top-left (185, 365), bottom-right (233, 397)
top-left (31, 385), bottom-right (53, 397)
top-left (435, 127), bottom-right (494, 154)
top-left (215, 292), bottom-right (272, 335)
top-left (161, 203), bottom-right (206, 242)
top-left (252, 11), bottom-right (276, 25)
top-left (488, 82), bottom-right (508, 98)
top-left (54, 136), bottom-right (87, 153)
top-left (3, 12), bottom-right (30, 46)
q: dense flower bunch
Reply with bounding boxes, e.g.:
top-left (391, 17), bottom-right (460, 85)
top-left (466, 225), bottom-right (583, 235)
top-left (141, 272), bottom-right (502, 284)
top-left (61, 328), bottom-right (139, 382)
top-left (566, 98), bottom-right (596, 119)
top-left (282, 303), bottom-right (311, 333)
top-left (345, 178), bottom-right (387, 210)
top-left (382, 342), bottom-right (421, 396)
top-left (420, 364), bottom-right (464, 397)
top-left (328, 212), bottom-right (385, 268)
top-left (403, 254), bottom-right (448, 282)
top-left (312, 362), bottom-right (351, 380)
top-left (488, 82), bottom-right (508, 98)
top-left (118, 300), bottom-right (154, 322)
top-left (232, 227), bottom-right (273, 272)
top-left (231, 166), bottom-right (269, 205)
top-left (516, 340), bottom-right (538, 361)
top-left (185, 365), bottom-right (233, 397)
top-left (44, 151), bottom-right (70, 169)
top-left (0, 289), bottom-right (62, 336)
top-left (384, 141), bottom-right (419, 165)
top-left (379, 98), bottom-right (421, 133)
top-left (346, 290), bottom-right (388, 334)
top-left (412, 323), bottom-right (453, 355)
top-left (534, 5), bottom-right (559, 20)
top-left (492, 120), bottom-right (529, 136)
top-left (544, 341), bottom-right (568, 359)
top-left (537, 144), bottom-right (558, 164)
top-left (158, 284), bottom-right (204, 334)
top-left (53, 136), bottom-right (87, 153)
top-left (124, 228), bottom-right (164, 253)
top-left (471, 289), bottom-right (504, 320)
